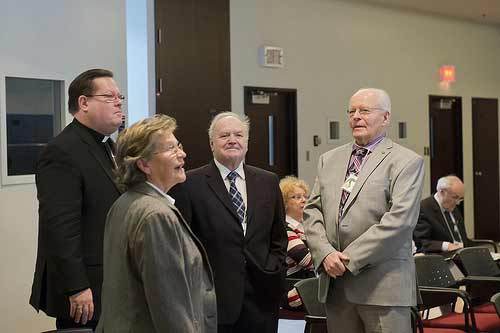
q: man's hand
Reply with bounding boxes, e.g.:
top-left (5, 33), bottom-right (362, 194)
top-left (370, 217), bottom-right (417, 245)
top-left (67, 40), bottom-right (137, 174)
top-left (448, 243), bottom-right (463, 251)
top-left (322, 252), bottom-right (350, 278)
top-left (69, 288), bottom-right (94, 324)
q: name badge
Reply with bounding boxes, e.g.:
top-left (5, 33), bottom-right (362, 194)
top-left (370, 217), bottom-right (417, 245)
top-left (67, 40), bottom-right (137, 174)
top-left (341, 173), bottom-right (358, 193)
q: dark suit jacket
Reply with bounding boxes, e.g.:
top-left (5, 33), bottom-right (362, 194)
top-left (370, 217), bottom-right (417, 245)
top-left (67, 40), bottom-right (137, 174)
top-left (30, 119), bottom-right (121, 320)
top-left (169, 161), bottom-right (287, 325)
top-left (413, 195), bottom-right (470, 253)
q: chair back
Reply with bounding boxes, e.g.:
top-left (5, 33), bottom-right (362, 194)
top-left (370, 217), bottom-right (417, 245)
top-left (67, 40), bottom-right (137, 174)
top-left (294, 277), bottom-right (325, 317)
top-left (414, 255), bottom-right (457, 288)
top-left (455, 246), bottom-right (500, 277)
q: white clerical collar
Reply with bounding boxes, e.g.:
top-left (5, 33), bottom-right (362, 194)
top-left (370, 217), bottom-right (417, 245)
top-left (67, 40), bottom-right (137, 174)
top-left (146, 181), bottom-right (175, 205)
top-left (213, 159), bottom-right (246, 181)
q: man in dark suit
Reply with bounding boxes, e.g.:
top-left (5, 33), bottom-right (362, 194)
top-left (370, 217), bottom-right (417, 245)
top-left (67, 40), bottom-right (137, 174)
top-left (30, 69), bottom-right (123, 329)
top-left (414, 175), bottom-right (468, 253)
top-left (170, 112), bottom-right (287, 333)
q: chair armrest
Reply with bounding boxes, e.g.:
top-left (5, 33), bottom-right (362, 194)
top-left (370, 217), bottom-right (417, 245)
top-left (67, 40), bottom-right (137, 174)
top-left (418, 286), bottom-right (472, 309)
top-left (469, 239), bottom-right (498, 253)
top-left (304, 314), bottom-right (327, 323)
top-left (418, 287), bottom-right (473, 332)
top-left (459, 276), bottom-right (500, 303)
top-left (459, 275), bottom-right (500, 288)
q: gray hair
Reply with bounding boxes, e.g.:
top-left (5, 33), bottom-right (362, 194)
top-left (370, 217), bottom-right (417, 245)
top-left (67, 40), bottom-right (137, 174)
top-left (352, 88), bottom-right (392, 113)
top-left (115, 114), bottom-right (177, 192)
top-left (208, 112), bottom-right (250, 141)
top-left (436, 175), bottom-right (462, 192)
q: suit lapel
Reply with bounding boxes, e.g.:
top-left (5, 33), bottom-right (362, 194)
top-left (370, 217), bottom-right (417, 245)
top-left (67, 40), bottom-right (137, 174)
top-left (244, 165), bottom-right (257, 238)
top-left (133, 182), bottom-right (215, 280)
top-left (343, 138), bottom-right (392, 216)
top-left (332, 145), bottom-right (353, 220)
top-left (205, 161), bottom-right (241, 223)
top-left (72, 121), bottom-right (121, 193)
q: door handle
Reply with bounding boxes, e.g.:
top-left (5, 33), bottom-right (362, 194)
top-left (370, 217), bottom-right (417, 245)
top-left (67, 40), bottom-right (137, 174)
top-left (268, 115), bottom-right (275, 167)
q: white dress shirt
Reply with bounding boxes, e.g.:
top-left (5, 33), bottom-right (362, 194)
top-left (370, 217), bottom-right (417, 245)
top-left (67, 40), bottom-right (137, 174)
top-left (213, 159), bottom-right (248, 234)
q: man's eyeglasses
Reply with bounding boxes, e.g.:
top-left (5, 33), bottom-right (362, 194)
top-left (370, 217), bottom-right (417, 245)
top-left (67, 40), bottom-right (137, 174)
top-left (347, 107), bottom-right (386, 118)
top-left (289, 194), bottom-right (309, 201)
top-left (153, 142), bottom-right (184, 155)
top-left (85, 94), bottom-right (125, 103)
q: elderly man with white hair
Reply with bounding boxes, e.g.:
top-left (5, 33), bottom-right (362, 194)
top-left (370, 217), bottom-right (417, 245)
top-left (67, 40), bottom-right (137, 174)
top-left (304, 88), bottom-right (424, 332)
top-left (413, 175), bottom-right (470, 253)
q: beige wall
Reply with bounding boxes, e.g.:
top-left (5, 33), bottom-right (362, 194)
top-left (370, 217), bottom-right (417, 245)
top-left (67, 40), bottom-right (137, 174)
top-left (230, 0), bottom-right (500, 236)
top-left (0, 0), bottom-right (126, 331)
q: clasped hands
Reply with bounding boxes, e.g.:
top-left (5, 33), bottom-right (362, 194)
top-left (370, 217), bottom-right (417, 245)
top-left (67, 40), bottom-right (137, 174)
top-left (69, 288), bottom-right (94, 325)
top-left (322, 251), bottom-right (350, 278)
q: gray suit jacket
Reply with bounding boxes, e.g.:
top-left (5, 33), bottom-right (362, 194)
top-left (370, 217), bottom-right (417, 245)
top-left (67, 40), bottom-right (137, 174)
top-left (96, 182), bottom-right (217, 333)
top-left (304, 137), bottom-right (424, 306)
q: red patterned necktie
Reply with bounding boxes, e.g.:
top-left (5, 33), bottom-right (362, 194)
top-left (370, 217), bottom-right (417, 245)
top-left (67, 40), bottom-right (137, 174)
top-left (338, 147), bottom-right (368, 217)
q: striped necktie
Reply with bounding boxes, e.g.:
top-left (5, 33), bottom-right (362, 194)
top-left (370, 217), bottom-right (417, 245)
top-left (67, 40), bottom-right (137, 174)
top-left (339, 147), bottom-right (368, 216)
top-left (227, 171), bottom-right (245, 223)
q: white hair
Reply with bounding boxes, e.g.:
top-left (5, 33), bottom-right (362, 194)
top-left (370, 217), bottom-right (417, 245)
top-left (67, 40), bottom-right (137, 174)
top-left (352, 88), bottom-right (391, 113)
top-left (208, 111), bottom-right (250, 141)
top-left (436, 175), bottom-right (462, 191)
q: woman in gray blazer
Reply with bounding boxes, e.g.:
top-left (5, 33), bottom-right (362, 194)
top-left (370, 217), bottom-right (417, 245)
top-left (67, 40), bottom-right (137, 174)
top-left (96, 114), bottom-right (216, 333)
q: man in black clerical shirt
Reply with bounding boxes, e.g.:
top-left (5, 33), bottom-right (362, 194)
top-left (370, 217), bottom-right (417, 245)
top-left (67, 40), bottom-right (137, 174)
top-left (30, 69), bottom-right (123, 329)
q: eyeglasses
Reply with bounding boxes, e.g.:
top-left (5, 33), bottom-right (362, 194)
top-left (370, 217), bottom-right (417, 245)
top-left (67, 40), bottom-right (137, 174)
top-left (347, 107), bottom-right (387, 118)
top-left (85, 93), bottom-right (125, 103)
top-left (153, 142), bottom-right (184, 155)
top-left (289, 194), bottom-right (309, 201)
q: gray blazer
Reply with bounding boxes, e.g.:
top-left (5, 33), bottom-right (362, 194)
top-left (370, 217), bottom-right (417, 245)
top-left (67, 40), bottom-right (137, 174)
top-left (304, 137), bottom-right (424, 306)
top-left (96, 182), bottom-right (217, 333)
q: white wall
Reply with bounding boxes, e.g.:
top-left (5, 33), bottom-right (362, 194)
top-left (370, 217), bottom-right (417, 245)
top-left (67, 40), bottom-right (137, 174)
top-left (0, 0), bottom-right (126, 331)
top-left (230, 0), bottom-right (500, 235)
top-left (126, 0), bottom-right (157, 125)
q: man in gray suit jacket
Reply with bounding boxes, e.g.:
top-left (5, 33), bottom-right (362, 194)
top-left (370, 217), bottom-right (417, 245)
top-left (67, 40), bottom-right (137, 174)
top-left (304, 88), bottom-right (424, 333)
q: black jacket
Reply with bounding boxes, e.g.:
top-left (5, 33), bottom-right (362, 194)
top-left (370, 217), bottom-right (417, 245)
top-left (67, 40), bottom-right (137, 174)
top-left (413, 195), bottom-right (470, 253)
top-left (170, 161), bottom-right (287, 325)
top-left (30, 119), bottom-right (121, 320)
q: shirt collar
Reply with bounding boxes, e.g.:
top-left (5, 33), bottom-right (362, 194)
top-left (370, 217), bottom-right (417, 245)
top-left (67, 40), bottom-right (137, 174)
top-left (213, 158), bottom-right (246, 181)
top-left (286, 215), bottom-right (303, 230)
top-left (434, 192), bottom-right (447, 213)
top-left (352, 134), bottom-right (385, 153)
top-left (145, 181), bottom-right (175, 205)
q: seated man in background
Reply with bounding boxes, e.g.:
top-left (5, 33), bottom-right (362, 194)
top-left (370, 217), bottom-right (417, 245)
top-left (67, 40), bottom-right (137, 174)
top-left (414, 175), bottom-right (469, 253)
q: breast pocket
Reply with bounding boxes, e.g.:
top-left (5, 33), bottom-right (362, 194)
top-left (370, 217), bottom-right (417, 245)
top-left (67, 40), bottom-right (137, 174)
top-left (358, 180), bottom-right (391, 216)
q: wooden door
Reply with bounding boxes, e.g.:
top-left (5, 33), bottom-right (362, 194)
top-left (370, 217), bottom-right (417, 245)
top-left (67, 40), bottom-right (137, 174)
top-left (472, 98), bottom-right (500, 240)
top-left (429, 96), bottom-right (463, 192)
top-left (155, 0), bottom-right (230, 170)
top-left (244, 87), bottom-right (297, 178)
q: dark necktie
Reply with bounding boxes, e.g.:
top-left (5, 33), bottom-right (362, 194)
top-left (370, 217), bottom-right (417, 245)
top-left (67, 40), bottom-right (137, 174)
top-left (444, 211), bottom-right (462, 242)
top-left (339, 147), bottom-right (369, 216)
top-left (227, 171), bottom-right (245, 223)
